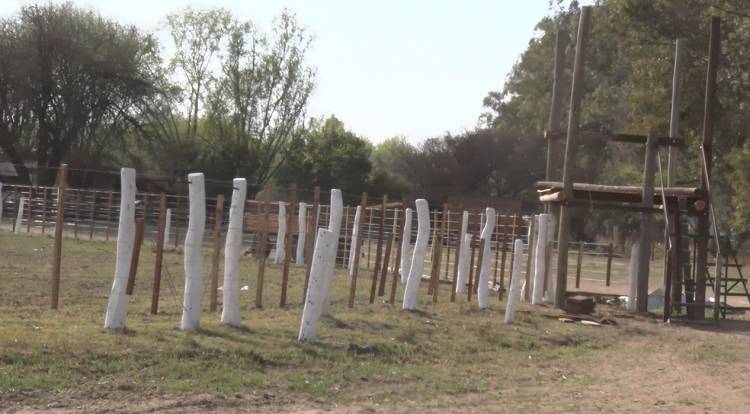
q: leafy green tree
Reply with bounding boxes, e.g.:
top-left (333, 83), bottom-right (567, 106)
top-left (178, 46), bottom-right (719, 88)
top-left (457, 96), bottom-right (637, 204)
top-left (0, 2), bottom-right (159, 184)
top-left (276, 116), bottom-right (372, 196)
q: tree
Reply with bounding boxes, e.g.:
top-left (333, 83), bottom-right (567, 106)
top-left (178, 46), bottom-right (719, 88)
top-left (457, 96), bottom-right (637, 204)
top-left (204, 10), bottom-right (315, 188)
top-left (276, 116), bottom-right (372, 196)
top-left (0, 3), bottom-right (159, 184)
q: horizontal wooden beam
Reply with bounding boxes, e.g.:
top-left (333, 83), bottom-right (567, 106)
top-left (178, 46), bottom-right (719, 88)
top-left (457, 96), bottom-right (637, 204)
top-left (544, 130), bottom-right (684, 147)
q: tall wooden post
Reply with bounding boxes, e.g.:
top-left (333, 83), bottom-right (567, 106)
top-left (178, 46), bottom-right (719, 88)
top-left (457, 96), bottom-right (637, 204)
top-left (73, 189), bottom-right (82, 238)
top-left (303, 186), bottom-right (321, 299)
top-left (150, 193), bottom-right (167, 314)
top-left (444, 209), bottom-right (451, 279)
top-left (430, 206), bottom-right (447, 303)
top-left (256, 183), bottom-right (272, 308)
top-left (575, 242), bottom-right (583, 288)
top-left (524, 216), bottom-right (536, 302)
top-left (450, 205), bottom-right (464, 302)
top-left (375, 196), bottom-right (389, 296)
top-left (209, 194), bottom-right (225, 312)
top-left (41, 187), bottom-right (49, 234)
top-left (389, 203), bottom-right (405, 304)
top-left (546, 28), bottom-right (569, 187)
top-left (280, 185), bottom-right (297, 308)
top-left (378, 233), bottom-right (394, 300)
top-left (499, 217), bottom-right (508, 291)
top-left (605, 243), bottom-right (613, 286)
top-left (694, 17), bottom-right (720, 320)
top-left (554, 7), bottom-right (592, 309)
top-left (51, 164), bottom-right (68, 309)
top-left (467, 234), bottom-right (477, 302)
top-left (636, 131), bottom-right (658, 313)
top-left (370, 195), bottom-right (387, 302)
top-left (348, 193), bottom-right (368, 307)
top-left (667, 38), bottom-right (685, 316)
top-left (89, 190), bottom-right (97, 239)
top-left (125, 218), bottom-right (146, 295)
top-left (26, 187), bottom-right (33, 233)
top-left (105, 191), bottom-right (114, 241)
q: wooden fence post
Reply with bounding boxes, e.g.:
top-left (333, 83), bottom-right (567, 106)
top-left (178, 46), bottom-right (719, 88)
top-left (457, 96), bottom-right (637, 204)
top-left (524, 216), bottom-right (536, 302)
top-left (467, 234), bottom-right (477, 302)
top-left (26, 186), bottom-right (33, 233)
top-left (389, 203), bottom-right (405, 304)
top-left (105, 191), bottom-right (114, 241)
top-left (209, 194), bottom-right (225, 312)
top-left (256, 183), bottom-right (273, 308)
top-left (150, 193), bottom-right (167, 314)
top-left (303, 186), bottom-right (321, 300)
top-left (370, 196), bottom-right (388, 302)
top-left (575, 242), bottom-right (583, 288)
top-left (376, 196), bottom-right (389, 297)
top-left (348, 193), bottom-right (368, 307)
top-left (378, 233), bottom-right (394, 300)
top-left (605, 242), bottom-right (613, 286)
top-left (41, 187), bottom-right (49, 234)
top-left (444, 209), bottom-right (451, 279)
top-left (280, 184), bottom-right (297, 308)
top-left (51, 164), bottom-right (68, 309)
top-left (74, 189), bottom-right (82, 238)
top-left (89, 190), bottom-right (97, 239)
top-left (126, 218), bottom-right (146, 295)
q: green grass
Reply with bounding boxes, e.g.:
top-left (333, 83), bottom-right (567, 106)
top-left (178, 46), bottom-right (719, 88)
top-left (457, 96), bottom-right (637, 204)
top-left (1, 231), bottom-right (748, 411)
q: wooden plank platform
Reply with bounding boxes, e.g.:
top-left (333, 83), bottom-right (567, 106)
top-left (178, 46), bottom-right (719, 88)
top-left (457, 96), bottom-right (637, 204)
top-left (536, 181), bottom-right (703, 211)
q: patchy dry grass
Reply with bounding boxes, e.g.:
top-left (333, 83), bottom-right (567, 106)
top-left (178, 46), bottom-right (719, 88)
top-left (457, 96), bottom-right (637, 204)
top-left (1, 231), bottom-right (750, 413)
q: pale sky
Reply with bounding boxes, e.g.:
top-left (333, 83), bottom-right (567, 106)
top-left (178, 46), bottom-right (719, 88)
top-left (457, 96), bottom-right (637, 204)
top-left (1, 1), bottom-right (581, 145)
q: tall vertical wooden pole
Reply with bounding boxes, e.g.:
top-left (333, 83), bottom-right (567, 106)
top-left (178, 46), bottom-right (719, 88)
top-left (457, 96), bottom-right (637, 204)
top-left (105, 191), bottom-right (114, 241)
top-left (348, 193), bottom-right (368, 307)
top-left (26, 187), bottom-right (33, 233)
top-left (575, 242), bottom-right (583, 288)
top-left (150, 193), bottom-right (167, 314)
top-left (51, 164), bottom-right (68, 309)
top-left (694, 17), bottom-right (720, 319)
top-left (41, 187), bottom-right (49, 234)
top-left (389, 203), bottom-right (405, 304)
top-left (125, 218), bottom-right (146, 295)
top-left (209, 194), bottom-right (225, 312)
top-left (605, 243), bottom-right (614, 287)
top-left (89, 190), bottom-right (97, 239)
top-left (256, 182), bottom-right (272, 308)
top-left (450, 205), bottom-right (464, 302)
top-left (371, 195), bottom-right (388, 301)
top-left (303, 186), bottom-right (321, 299)
top-left (555, 6), bottom-right (592, 309)
top-left (667, 38), bottom-right (685, 316)
top-left (280, 184), bottom-right (297, 308)
top-left (636, 131), bottom-right (658, 313)
top-left (546, 28), bottom-right (569, 186)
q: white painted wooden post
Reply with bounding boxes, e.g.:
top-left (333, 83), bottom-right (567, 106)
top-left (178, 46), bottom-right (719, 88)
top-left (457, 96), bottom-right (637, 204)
top-left (220, 178), bottom-right (246, 327)
top-left (274, 202), bottom-right (287, 264)
top-left (348, 205), bottom-right (362, 276)
top-left (477, 207), bottom-right (496, 309)
top-left (505, 239), bottom-right (525, 323)
top-left (521, 217), bottom-right (535, 302)
top-left (14, 196), bottom-right (24, 234)
top-left (400, 207), bottom-right (413, 284)
top-left (298, 228), bottom-right (336, 342)
top-left (457, 233), bottom-right (471, 293)
top-left (455, 210), bottom-right (470, 293)
top-left (628, 243), bottom-right (639, 312)
top-left (532, 214), bottom-right (549, 305)
top-left (403, 199), bottom-right (430, 310)
top-left (163, 208), bottom-right (172, 247)
top-left (320, 189), bottom-right (343, 316)
top-left (543, 215), bottom-right (556, 303)
top-left (180, 173), bottom-right (206, 331)
top-left (296, 202), bottom-right (307, 266)
top-left (104, 168), bottom-right (136, 329)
